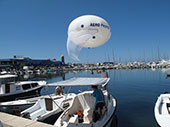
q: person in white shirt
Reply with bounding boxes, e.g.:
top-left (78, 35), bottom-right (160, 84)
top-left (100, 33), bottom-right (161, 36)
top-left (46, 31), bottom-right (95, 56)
top-left (96, 67), bottom-right (108, 78)
top-left (96, 67), bottom-right (109, 90)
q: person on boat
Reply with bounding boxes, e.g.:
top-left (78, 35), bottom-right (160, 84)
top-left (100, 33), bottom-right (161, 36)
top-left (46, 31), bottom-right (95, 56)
top-left (96, 67), bottom-right (108, 78)
top-left (91, 85), bottom-right (105, 122)
top-left (55, 86), bottom-right (63, 95)
top-left (96, 67), bottom-right (109, 90)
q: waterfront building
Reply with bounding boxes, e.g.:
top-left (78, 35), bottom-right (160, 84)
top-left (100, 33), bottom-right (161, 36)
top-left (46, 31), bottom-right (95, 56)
top-left (0, 57), bottom-right (63, 69)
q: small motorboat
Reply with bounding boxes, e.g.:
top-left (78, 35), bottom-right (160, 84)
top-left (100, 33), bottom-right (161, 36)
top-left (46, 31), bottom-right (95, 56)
top-left (45, 77), bottom-right (116, 127)
top-left (0, 74), bottom-right (46, 102)
top-left (0, 94), bottom-right (50, 115)
top-left (154, 93), bottom-right (170, 127)
top-left (21, 93), bottom-right (76, 124)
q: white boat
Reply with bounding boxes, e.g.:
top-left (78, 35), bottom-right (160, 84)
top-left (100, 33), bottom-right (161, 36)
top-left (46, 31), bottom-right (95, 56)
top-left (21, 93), bottom-right (76, 123)
top-left (154, 93), bottom-right (170, 127)
top-left (0, 74), bottom-right (46, 102)
top-left (0, 94), bottom-right (50, 115)
top-left (45, 77), bottom-right (116, 127)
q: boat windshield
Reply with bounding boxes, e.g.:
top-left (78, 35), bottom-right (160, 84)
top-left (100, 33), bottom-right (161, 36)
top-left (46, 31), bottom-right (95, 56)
top-left (31, 83), bottom-right (38, 88)
top-left (22, 84), bottom-right (31, 90)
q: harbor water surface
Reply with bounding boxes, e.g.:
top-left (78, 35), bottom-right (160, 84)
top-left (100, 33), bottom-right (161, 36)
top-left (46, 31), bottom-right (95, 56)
top-left (2, 69), bottom-right (167, 127)
top-left (39, 69), bottom-right (170, 127)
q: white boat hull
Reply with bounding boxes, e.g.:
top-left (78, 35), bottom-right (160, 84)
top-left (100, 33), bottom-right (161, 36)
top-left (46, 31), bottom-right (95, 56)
top-left (154, 93), bottom-right (170, 127)
top-left (0, 95), bottom-right (50, 115)
top-left (21, 93), bottom-right (76, 123)
top-left (0, 80), bottom-right (46, 102)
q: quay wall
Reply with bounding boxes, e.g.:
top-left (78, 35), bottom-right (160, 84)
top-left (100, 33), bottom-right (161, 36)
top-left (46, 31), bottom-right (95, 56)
top-left (0, 112), bottom-right (55, 127)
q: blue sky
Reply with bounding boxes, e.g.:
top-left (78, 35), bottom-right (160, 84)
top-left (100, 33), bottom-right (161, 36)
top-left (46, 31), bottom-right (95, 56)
top-left (0, 0), bottom-right (170, 63)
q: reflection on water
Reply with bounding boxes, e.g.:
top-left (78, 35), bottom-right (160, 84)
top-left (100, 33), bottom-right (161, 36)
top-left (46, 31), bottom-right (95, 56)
top-left (17, 71), bottom-right (66, 81)
top-left (111, 115), bottom-right (118, 127)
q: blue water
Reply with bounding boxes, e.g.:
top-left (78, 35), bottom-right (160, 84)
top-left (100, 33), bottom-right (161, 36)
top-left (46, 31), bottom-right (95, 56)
top-left (108, 69), bottom-right (170, 127)
top-left (41, 69), bottom-right (170, 127)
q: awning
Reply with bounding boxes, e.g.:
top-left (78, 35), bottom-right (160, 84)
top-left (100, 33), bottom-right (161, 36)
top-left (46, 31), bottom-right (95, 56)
top-left (45, 77), bottom-right (110, 87)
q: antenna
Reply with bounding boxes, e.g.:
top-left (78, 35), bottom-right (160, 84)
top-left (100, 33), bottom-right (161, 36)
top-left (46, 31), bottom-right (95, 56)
top-left (112, 48), bottom-right (115, 62)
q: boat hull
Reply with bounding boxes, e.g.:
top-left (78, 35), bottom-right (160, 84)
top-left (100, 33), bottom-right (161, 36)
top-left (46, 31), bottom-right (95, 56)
top-left (103, 110), bottom-right (116, 127)
top-left (104, 116), bottom-right (114, 127)
top-left (0, 87), bottom-right (43, 102)
top-left (154, 93), bottom-right (170, 127)
top-left (96, 96), bottom-right (117, 127)
top-left (0, 103), bottom-right (34, 115)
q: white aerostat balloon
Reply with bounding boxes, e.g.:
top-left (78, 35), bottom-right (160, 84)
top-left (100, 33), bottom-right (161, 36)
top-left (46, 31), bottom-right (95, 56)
top-left (67, 15), bottom-right (111, 60)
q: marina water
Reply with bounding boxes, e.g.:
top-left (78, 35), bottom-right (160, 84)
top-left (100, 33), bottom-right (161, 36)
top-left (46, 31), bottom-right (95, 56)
top-left (2, 69), bottom-right (169, 127)
top-left (42, 69), bottom-right (168, 127)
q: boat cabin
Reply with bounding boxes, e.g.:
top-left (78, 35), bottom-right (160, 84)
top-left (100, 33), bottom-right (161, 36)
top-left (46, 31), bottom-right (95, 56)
top-left (0, 74), bottom-right (17, 85)
top-left (0, 82), bottom-right (39, 95)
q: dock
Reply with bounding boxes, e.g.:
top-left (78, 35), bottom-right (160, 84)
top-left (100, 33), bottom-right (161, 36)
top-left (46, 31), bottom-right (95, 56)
top-left (0, 112), bottom-right (55, 127)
